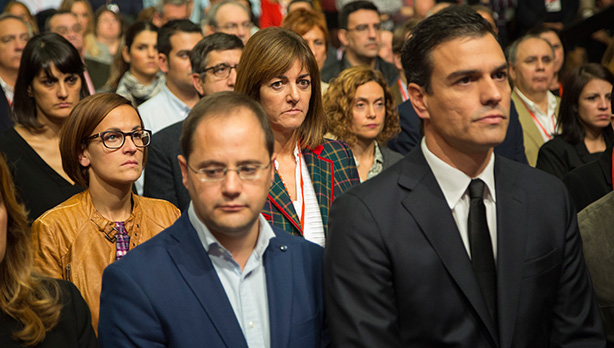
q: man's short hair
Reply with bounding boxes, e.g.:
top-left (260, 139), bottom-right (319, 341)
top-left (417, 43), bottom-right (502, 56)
top-left (338, 0), bottom-right (379, 30)
top-left (190, 33), bottom-right (244, 74)
top-left (156, 0), bottom-right (190, 13)
top-left (401, 5), bottom-right (495, 94)
top-left (180, 91), bottom-right (274, 159)
top-left (157, 19), bottom-right (202, 58)
top-left (505, 34), bottom-right (554, 66)
top-left (44, 10), bottom-right (76, 32)
top-left (392, 18), bottom-right (419, 55)
top-left (204, 0), bottom-right (250, 29)
top-left (0, 13), bottom-right (32, 36)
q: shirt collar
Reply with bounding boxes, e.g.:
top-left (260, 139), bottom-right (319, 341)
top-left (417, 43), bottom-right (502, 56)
top-left (421, 138), bottom-right (496, 209)
top-left (162, 83), bottom-right (191, 113)
top-left (188, 202), bottom-right (275, 260)
top-left (514, 87), bottom-right (557, 116)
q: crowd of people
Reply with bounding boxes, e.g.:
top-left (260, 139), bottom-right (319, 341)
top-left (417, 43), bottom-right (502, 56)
top-left (0, 0), bottom-right (613, 347)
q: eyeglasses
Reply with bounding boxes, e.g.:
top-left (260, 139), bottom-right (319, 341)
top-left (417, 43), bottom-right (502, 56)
top-left (201, 63), bottom-right (238, 79)
top-left (347, 23), bottom-right (382, 33)
top-left (86, 129), bottom-right (152, 149)
top-left (187, 161), bottom-right (272, 182)
top-left (217, 21), bottom-right (253, 32)
top-left (53, 24), bottom-right (82, 36)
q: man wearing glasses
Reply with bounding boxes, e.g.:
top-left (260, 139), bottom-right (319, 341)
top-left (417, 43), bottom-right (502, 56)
top-left (204, 0), bottom-right (253, 45)
top-left (321, 0), bottom-right (397, 85)
top-left (144, 33), bottom-right (243, 210)
top-left (99, 92), bottom-right (328, 348)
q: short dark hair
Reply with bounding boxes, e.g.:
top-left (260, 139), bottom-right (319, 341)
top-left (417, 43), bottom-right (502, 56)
top-left (180, 91), bottom-right (274, 159)
top-left (157, 19), bottom-right (202, 58)
top-left (12, 33), bottom-right (89, 130)
top-left (401, 5), bottom-right (495, 94)
top-left (558, 63), bottom-right (614, 145)
top-left (44, 10), bottom-right (75, 32)
top-left (338, 0), bottom-right (379, 30)
top-left (392, 18), bottom-right (418, 55)
top-left (190, 33), bottom-right (243, 74)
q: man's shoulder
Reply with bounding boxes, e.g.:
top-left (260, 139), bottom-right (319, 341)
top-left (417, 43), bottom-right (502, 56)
top-left (152, 121), bottom-right (184, 142)
top-left (138, 89), bottom-right (167, 113)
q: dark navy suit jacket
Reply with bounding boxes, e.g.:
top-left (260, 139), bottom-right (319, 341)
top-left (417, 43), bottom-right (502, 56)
top-left (98, 213), bottom-right (327, 348)
top-left (388, 99), bottom-right (528, 164)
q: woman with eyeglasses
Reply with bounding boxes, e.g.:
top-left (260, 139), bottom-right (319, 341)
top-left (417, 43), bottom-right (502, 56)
top-left (31, 93), bottom-right (181, 332)
top-left (235, 27), bottom-right (360, 246)
top-left (107, 21), bottom-right (163, 106)
top-left (0, 33), bottom-right (89, 222)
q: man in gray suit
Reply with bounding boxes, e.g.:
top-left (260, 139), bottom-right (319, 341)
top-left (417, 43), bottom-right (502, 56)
top-left (324, 6), bottom-right (605, 347)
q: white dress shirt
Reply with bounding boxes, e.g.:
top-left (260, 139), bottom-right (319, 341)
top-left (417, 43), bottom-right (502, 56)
top-left (514, 87), bottom-right (559, 142)
top-left (421, 139), bottom-right (498, 260)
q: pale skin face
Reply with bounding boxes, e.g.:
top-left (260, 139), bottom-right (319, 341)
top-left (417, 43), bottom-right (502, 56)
top-left (538, 31), bottom-right (564, 73)
top-left (213, 3), bottom-right (252, 44)
top-left (577, 78), bottom-right (613, 134)
top-left (79, 105), bottom-right (145, 189)
top-left (29, 64), bottom-right (82, 123)
top-left (179, 109), bottom-right (274, 246)
top-left (509, 38), bottom-right (555, 97)
top-left (350, 80), bottom-right (386, 145)
top-left (259, 59), bottom-right (312, 136)
top-left (123, 30), bottom-right (159, 84)
top-left (49, 13), bottom-right (83, 53)
top-left (302, 26), bottom-right (327, 70)
top-left (71, 1), bottom-right (90, 36)
top-left (193, 48), bottom-right (242, 96)
top-left (339, 9), bottom-right (381, 62)
top-left (408, 34), bottom-right (510, 169)
top-left (96, 11), bottom-right (121, 42)
top-left (0, 19), bottom-right (30, 73)
top-left (159, 32), bottom-right (204, 94)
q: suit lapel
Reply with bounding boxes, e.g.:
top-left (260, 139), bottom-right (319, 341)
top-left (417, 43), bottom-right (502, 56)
top-left (399, 149), bottom-right (499, 345)
top-left (269, 172), bottom-right (302, 232)
top-left (512, 92), bottom-right (544, 166)
top-left (493, 159), bottom-right (527, 348)
top-left (167, 215), bottom-right (248, 348)
top-left (303, 148), bottom-right (333, 231)
top-left (264, 235), bottom-right (294, 348)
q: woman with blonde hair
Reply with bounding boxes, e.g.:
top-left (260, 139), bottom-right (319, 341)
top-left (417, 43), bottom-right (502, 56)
top-left (324, 66), bottom-right (402, 182)
top-left (0, 154), bottom-right (97, 347)
top-left (235, 27), bottom-right (359, 246)
top-left (32, 93), bottom-right (180, 332)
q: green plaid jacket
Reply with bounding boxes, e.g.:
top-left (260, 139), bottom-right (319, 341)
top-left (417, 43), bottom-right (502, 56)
top-left (262, 139), bottom-right (360, 237)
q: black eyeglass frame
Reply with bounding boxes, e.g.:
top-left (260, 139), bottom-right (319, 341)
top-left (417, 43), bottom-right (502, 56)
top-left (201, 63), bottom-right (239, 79)
top-left (85, 129), bottom-right (152, 149)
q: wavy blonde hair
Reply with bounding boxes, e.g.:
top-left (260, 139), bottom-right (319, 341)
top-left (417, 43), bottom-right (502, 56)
top-left (0, 155), bottom-right (62, 346)
top-left (323, 66), bottom-right (400, 146)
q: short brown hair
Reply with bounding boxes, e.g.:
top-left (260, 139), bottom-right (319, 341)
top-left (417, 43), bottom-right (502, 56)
top-left (235, 27), bottom-right (326, 149)
top-left (60, 93), bottom-right (145, 187)
top-left (323, 66), bottom-right (400, 145)
top-left (281, 8), bottom-right (329, 49)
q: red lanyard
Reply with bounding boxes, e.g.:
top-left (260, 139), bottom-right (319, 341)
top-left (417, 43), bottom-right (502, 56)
top-left (277, 142), bottom-right (306, 232)
top-left (518, 98), bottom-right (556, 141)
top-left (398, 78), bottom-right (408, 102)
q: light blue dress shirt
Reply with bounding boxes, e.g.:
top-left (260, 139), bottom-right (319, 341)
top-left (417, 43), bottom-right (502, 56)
top-left (188, 203), bottom-right (274, 348)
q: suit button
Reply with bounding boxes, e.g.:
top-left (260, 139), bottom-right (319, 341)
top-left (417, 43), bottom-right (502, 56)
top-left (280, 245), bottom-right (288, 251)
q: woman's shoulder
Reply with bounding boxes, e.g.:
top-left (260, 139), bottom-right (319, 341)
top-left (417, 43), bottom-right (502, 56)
top-left (0, 128), bottom-right (27, 154)
top-left (315, 138), bottom-right (353, 156)
top-left (134, 195), bottom-right (181, 220)
top-left (540, 136), bottom-right (575, 153)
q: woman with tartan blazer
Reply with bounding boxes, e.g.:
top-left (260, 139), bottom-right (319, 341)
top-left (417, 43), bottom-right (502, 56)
top-left (236, 27), bottom-right (360, 246)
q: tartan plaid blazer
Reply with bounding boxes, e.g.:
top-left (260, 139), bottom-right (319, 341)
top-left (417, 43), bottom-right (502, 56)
top-left (262, 139), bottom-right (360, 237)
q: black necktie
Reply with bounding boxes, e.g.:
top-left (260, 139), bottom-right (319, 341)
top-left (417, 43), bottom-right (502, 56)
top-left (468, 179), bottom-right (497, 322)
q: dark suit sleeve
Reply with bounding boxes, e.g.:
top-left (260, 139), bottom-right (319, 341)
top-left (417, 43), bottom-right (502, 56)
top-left (387, 100), bottom-right (421, 156)
top-left (324, 192), bottom-right (401, 347)
top-left (98, 265), bottom-right (166, 348)
top-left (144, 131), bottom-right (181, 209)
top-left (549, 189), bottom-right (606, 346)
top-left (494, 101), bottom-right (528, 164)
top-left (536, 140), bottom-right (568, 180)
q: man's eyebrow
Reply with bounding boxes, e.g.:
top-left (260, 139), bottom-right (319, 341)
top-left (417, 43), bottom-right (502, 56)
top-left (446, 63), bottom-right (508, 81)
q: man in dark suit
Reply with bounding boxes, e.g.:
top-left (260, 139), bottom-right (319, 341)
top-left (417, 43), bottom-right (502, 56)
top-left (98, 92), bottom-right (327, 347)
top-left (143, 33), bottom-right (243, 210)
top-left (324, 6), bottom-right (605, 347)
